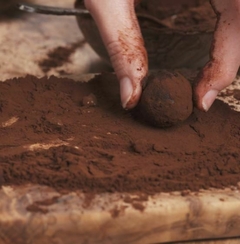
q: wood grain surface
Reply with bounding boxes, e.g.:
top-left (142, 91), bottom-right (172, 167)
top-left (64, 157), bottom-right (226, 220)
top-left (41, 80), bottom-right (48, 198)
top-left (0, 0), bottom-right (109, 81)
top-left (0, 185), bottom-right (240, 244)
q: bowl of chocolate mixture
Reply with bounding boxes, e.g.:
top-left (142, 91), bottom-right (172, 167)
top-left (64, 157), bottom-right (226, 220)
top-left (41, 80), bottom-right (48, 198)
top-left (0, 0), bottom-right (19, 12)
top-left (75, 0), bottom-right (216, 69)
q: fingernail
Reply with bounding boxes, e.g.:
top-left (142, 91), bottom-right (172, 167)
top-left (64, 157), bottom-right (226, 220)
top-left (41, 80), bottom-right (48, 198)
top-left (202, 89), bottom-right (219, 111)
top-left (120, 77), bottom-right (133, 109)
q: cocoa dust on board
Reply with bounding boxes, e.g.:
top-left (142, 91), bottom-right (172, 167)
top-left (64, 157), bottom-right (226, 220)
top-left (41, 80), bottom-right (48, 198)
top-left (0, 74), bottom-right (239, 194)
top-left (38, 41), bottom-right (85, 73)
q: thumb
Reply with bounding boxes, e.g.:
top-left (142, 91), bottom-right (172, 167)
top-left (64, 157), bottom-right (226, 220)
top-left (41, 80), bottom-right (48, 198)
top-left (84, 0), bottom-right (148, 109)
top-left (195, 0), bottom-right (240, 111)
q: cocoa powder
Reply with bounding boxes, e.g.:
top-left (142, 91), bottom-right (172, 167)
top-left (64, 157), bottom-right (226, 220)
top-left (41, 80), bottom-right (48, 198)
top-left (0, 74), bottom-right (239, 194)
top-left (38, 41), bottom-right (85, 73)
top-left (233, 89), bottom-right (240, 101)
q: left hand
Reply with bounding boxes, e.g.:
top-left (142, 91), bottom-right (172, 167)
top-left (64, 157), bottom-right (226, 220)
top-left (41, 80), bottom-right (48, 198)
top-left (195, 0), bottom-right (240, 111)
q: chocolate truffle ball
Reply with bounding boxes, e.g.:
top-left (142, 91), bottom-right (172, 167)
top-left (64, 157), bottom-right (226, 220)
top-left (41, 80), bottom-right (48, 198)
top-left (137, 70), bottom-right (193, 127)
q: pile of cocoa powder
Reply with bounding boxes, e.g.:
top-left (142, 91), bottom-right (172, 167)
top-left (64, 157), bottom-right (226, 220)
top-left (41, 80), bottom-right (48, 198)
top-left (0, 74), bottom-right (239, 194)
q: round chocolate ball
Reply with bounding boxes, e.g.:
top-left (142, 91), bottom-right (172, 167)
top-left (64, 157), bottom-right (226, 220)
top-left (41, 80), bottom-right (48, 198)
top-left (137, 70), bottom-right (193, 127)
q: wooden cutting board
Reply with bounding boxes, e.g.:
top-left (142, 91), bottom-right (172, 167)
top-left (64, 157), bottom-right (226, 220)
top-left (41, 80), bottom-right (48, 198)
top-left (0, 73), bottom-right (239, 243)
top-left (0, 184), bottom-right (240, 243)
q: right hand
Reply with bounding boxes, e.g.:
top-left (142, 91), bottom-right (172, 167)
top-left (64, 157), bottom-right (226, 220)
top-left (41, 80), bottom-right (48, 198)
top-left (84, 0), bottom-right (148, 110)
top-left (195, 0), bottom-right (240, 111)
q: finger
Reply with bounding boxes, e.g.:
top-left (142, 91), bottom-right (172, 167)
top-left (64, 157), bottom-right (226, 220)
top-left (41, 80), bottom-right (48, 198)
top-left (84, 0), bottom-right (148, 109)
top-left (195, 0), bottom-right (240, 111)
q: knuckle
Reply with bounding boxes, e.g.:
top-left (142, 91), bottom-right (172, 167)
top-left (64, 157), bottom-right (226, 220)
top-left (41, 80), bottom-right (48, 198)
top-left (107, 40), bottom-right (147, 71)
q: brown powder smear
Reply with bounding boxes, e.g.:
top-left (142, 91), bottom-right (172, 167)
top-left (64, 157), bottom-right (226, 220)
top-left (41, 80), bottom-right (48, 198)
top-left (26, 196), bottom-right (59, 214)
top-left (233, 89), bottom-right (240, 101)
top-left (38, 41), bottom-right (85, 73)
top-left (0, 74), bottom-right (239, 194)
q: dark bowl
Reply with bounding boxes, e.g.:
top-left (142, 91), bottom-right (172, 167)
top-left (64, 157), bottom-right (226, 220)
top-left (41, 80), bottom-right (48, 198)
top-left (75, 0), bottom-right (215, 69)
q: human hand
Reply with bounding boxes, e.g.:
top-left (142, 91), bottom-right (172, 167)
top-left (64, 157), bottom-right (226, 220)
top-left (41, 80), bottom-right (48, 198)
top-left (85, 0), bottom-right (239, 112)
top-left (84, 0), bottom-right (147, 109)
top-left (195, 0), bottom-right (240, 111)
